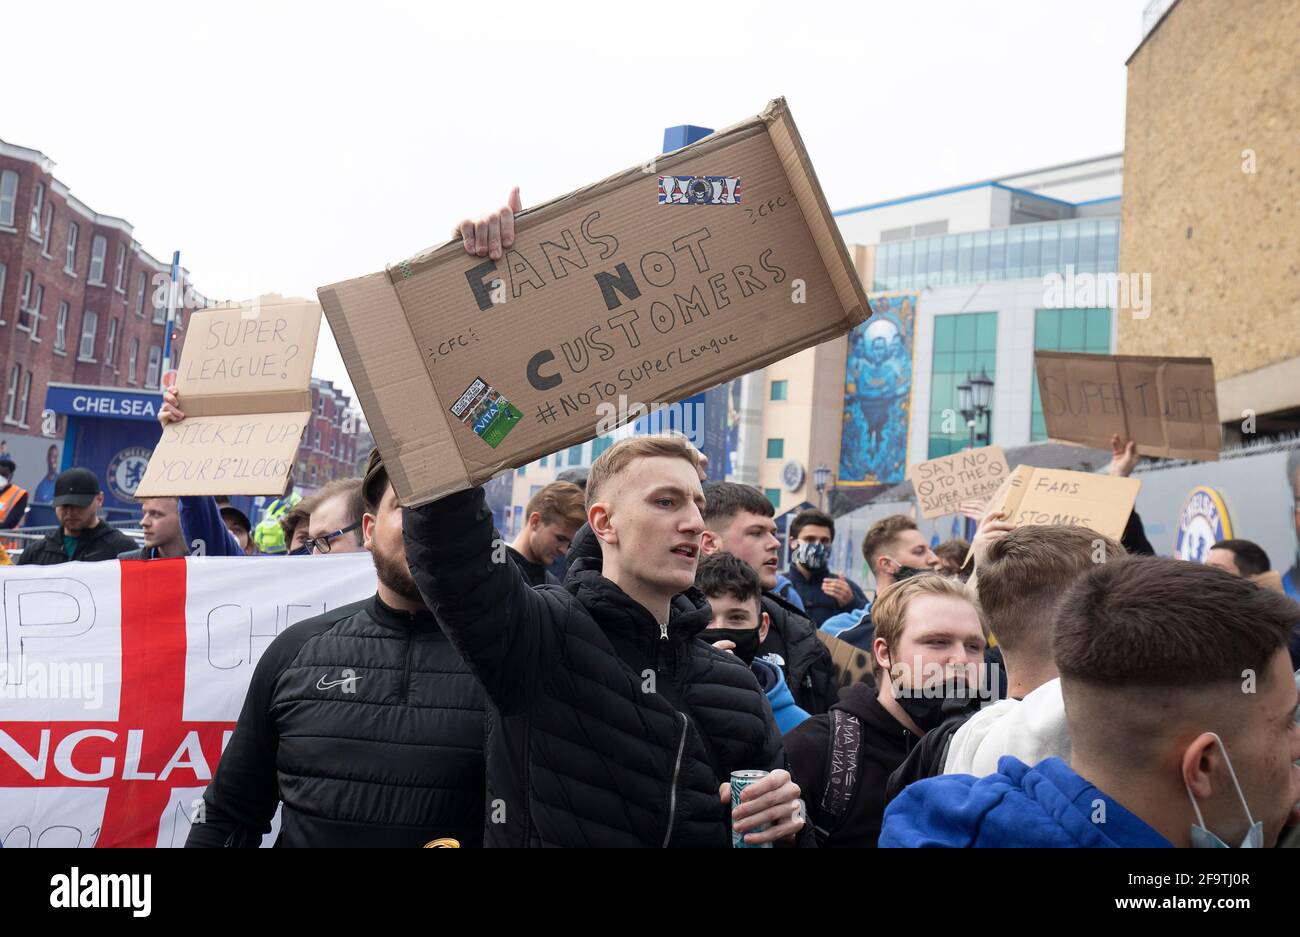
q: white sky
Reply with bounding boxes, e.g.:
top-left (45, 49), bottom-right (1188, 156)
top-left (5, 0), bottom-right (1150, 404)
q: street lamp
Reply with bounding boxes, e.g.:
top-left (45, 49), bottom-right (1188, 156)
top-left (814, 463), bottom-right (831, 510)
top-left (958, 367), bottom-right (994, 451)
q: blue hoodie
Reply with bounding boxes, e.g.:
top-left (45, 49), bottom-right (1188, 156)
top-left (879, 756), bottom-right (1172, 848)
top-left (750, 657), bottom-right (811, 734)
top-left (772, 574), bottom-right (806, 613)
top-left (179, 496), bottom-right (245, 557)
top-left (821, 604), bottom-right (871, 647)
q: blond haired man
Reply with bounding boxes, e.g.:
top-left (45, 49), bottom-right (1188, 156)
top-left (404, 433), bottom-right (808, 847)
top-left (783, 574), bottom-right (986, 846)
top-left (508, 480), bottom-right (585, 587)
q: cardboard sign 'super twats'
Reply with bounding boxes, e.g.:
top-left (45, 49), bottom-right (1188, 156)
top-left (135, 296), bottom-right (323, 497)
top-left (319, 98), bottom-right (872, 507)
top-left (1035, 351), bottom-right (1221, 462)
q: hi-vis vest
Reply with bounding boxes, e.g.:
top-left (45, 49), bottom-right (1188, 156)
top-left (253, 493), bottom-right (301, 554)
top-left (0, 483), bottom-right (27, 526)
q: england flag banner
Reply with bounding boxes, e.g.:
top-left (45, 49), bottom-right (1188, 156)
top-left (0, 554), bottom-right (376, 848)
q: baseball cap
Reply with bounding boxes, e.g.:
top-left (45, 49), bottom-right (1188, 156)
top-left (52, 467), bottom-right (102, 507)
top-left (555, 467), bottom-right (589, 491)
top-left (219, 505), bottom-right (252, 532)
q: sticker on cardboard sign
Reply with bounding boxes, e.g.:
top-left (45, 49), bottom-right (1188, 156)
top-left (450, 377), bottom-right (522, 449)
top-left (658, 175), bottom-right (741, 205)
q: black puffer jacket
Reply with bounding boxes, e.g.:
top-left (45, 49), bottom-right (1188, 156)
top-left (187, 595), bottom-right (486, 848)
top-left (760, 593), bottom-right (836, 715)
top-left (573, 523), bottom-right (834, 716)
top-left (404, 488), bottom-right (792, 848)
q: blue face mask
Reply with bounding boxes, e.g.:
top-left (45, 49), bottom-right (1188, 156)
top-left (1183, 732), bottom-right (1264, 849)
top-left (793, 541), bottom-right (829, 571)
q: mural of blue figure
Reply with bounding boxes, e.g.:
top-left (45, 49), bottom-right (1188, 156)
top-left (839, 295), bottom-right (915, 486)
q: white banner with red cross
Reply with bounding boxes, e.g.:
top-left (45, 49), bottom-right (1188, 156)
top-left (0, 554), bottom-right (376, 847)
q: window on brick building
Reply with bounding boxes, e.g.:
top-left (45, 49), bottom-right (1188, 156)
top-left (152, 284), bottom-right (166, 324)
top-left (127, 338), bottom-right (139, 384)
top-left (28, 184), bottom-right (44, 239)
top-left (113, 245), bottom-right (126, 292)
top-left (54, 302), bottom-right (69, 352)
top-left (0, 262), bottom-right (6, 324)
top-left (19, 281), bottom-right (43, 335)
top-left (89, 235), bottom-right (107, 284)
top-left (314, 429), bottom-right (322, 451)
top-left (135, 272), bottom-right (147, 316)
top-left (146, 345), bottom-right (161, 387)
top-left (18, 273), bottom-right (34, 331)
top-left (17, 371), bottom-right (31, 426)
top-left (330, 437), bottom-right (337, 457)
top-left (309, 465), bottom-right (317, 485)
top-left (0, 171), bottom-right (18, 228)
top-left (105, 317), bottom-right (119, 367)
top-left (78, 311), bottom-right (98, 361)
top-left (30, 286), bottom-right (43, 338)
top-left (41, 203), bottom-right (54, 255)
top-left (4, 366), bottom-right (21, 424)
top-left (65, 223), bottom-right (78, 273)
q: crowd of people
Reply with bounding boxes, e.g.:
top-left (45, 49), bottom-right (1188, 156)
top-left (6, 204), bottom-right (1298, 850)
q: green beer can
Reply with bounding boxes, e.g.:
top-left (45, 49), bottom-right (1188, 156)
top-left (730, 769), bottom-right (771, 848)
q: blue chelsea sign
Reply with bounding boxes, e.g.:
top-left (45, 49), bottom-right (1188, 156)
top-left (45, 383), bottom-right (161, 422)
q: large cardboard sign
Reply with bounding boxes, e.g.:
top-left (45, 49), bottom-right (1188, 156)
top-left (1035, 351), bottom-right (1220, 462)
top-left (979, 464), bottom-right (1140, 543)
top-left (909, 446), bottom-right (1010, 519)
top-left (320, 98), bottom-right (871, 507)
top-left (135, 297), bottom-right (322, 496)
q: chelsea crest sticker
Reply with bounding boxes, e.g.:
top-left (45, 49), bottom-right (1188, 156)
top-left (1174, 486), bottom-right (1233, 563)
top-left (108, 446), bottom-right (153, 502)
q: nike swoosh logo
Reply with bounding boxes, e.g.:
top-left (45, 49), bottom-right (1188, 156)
top-left (316, 674), bottom-right (361, 690)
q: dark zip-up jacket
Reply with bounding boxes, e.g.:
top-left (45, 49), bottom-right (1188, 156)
top-left (784, 564), bottom-right (868, 626)
top-left (783, 681), bottom-right (917, 847)
top-left (760, 592), bottom-right (836, 715)
top-left (186, 595), bottom-right (486, 848)
top-left (404, 487), bottom-right (795, 848)
top-left (17, 520), bottom-right (137, 565)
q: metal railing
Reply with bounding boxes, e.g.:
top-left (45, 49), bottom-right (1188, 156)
top-left (2, 522), bottom-right (144, 561)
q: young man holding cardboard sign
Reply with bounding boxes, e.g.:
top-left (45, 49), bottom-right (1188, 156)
top-left (404, 432), bottom-right (808, 847)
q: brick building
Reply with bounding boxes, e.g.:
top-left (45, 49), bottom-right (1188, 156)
top-left (1120, 0), bottom-right (1300, 440)
top-left (0, 136), bottom-right (202, 486)
top-left (293, 378), bottom-right (366, 492)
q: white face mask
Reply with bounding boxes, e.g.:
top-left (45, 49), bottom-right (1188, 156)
top-left (0, 475), bottom-right (9, 486)
top-left (1183, 732), bottom-right (1264, 848)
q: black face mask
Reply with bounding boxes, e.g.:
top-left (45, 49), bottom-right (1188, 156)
top-left (892, 674), bottom-right (980, 734)
top-left (891, 564), bottom-right (932, 583)
top-left (702, 627), bottom-right (761, 664)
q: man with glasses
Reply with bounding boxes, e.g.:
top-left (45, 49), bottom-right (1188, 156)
top-left (288, 478), bottom-right (366, 556)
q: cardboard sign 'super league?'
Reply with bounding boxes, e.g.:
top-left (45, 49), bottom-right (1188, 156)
top-left (320, 98), bottom-right (872, 507)
top-left (135, 296), bottom-right (323, 497)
